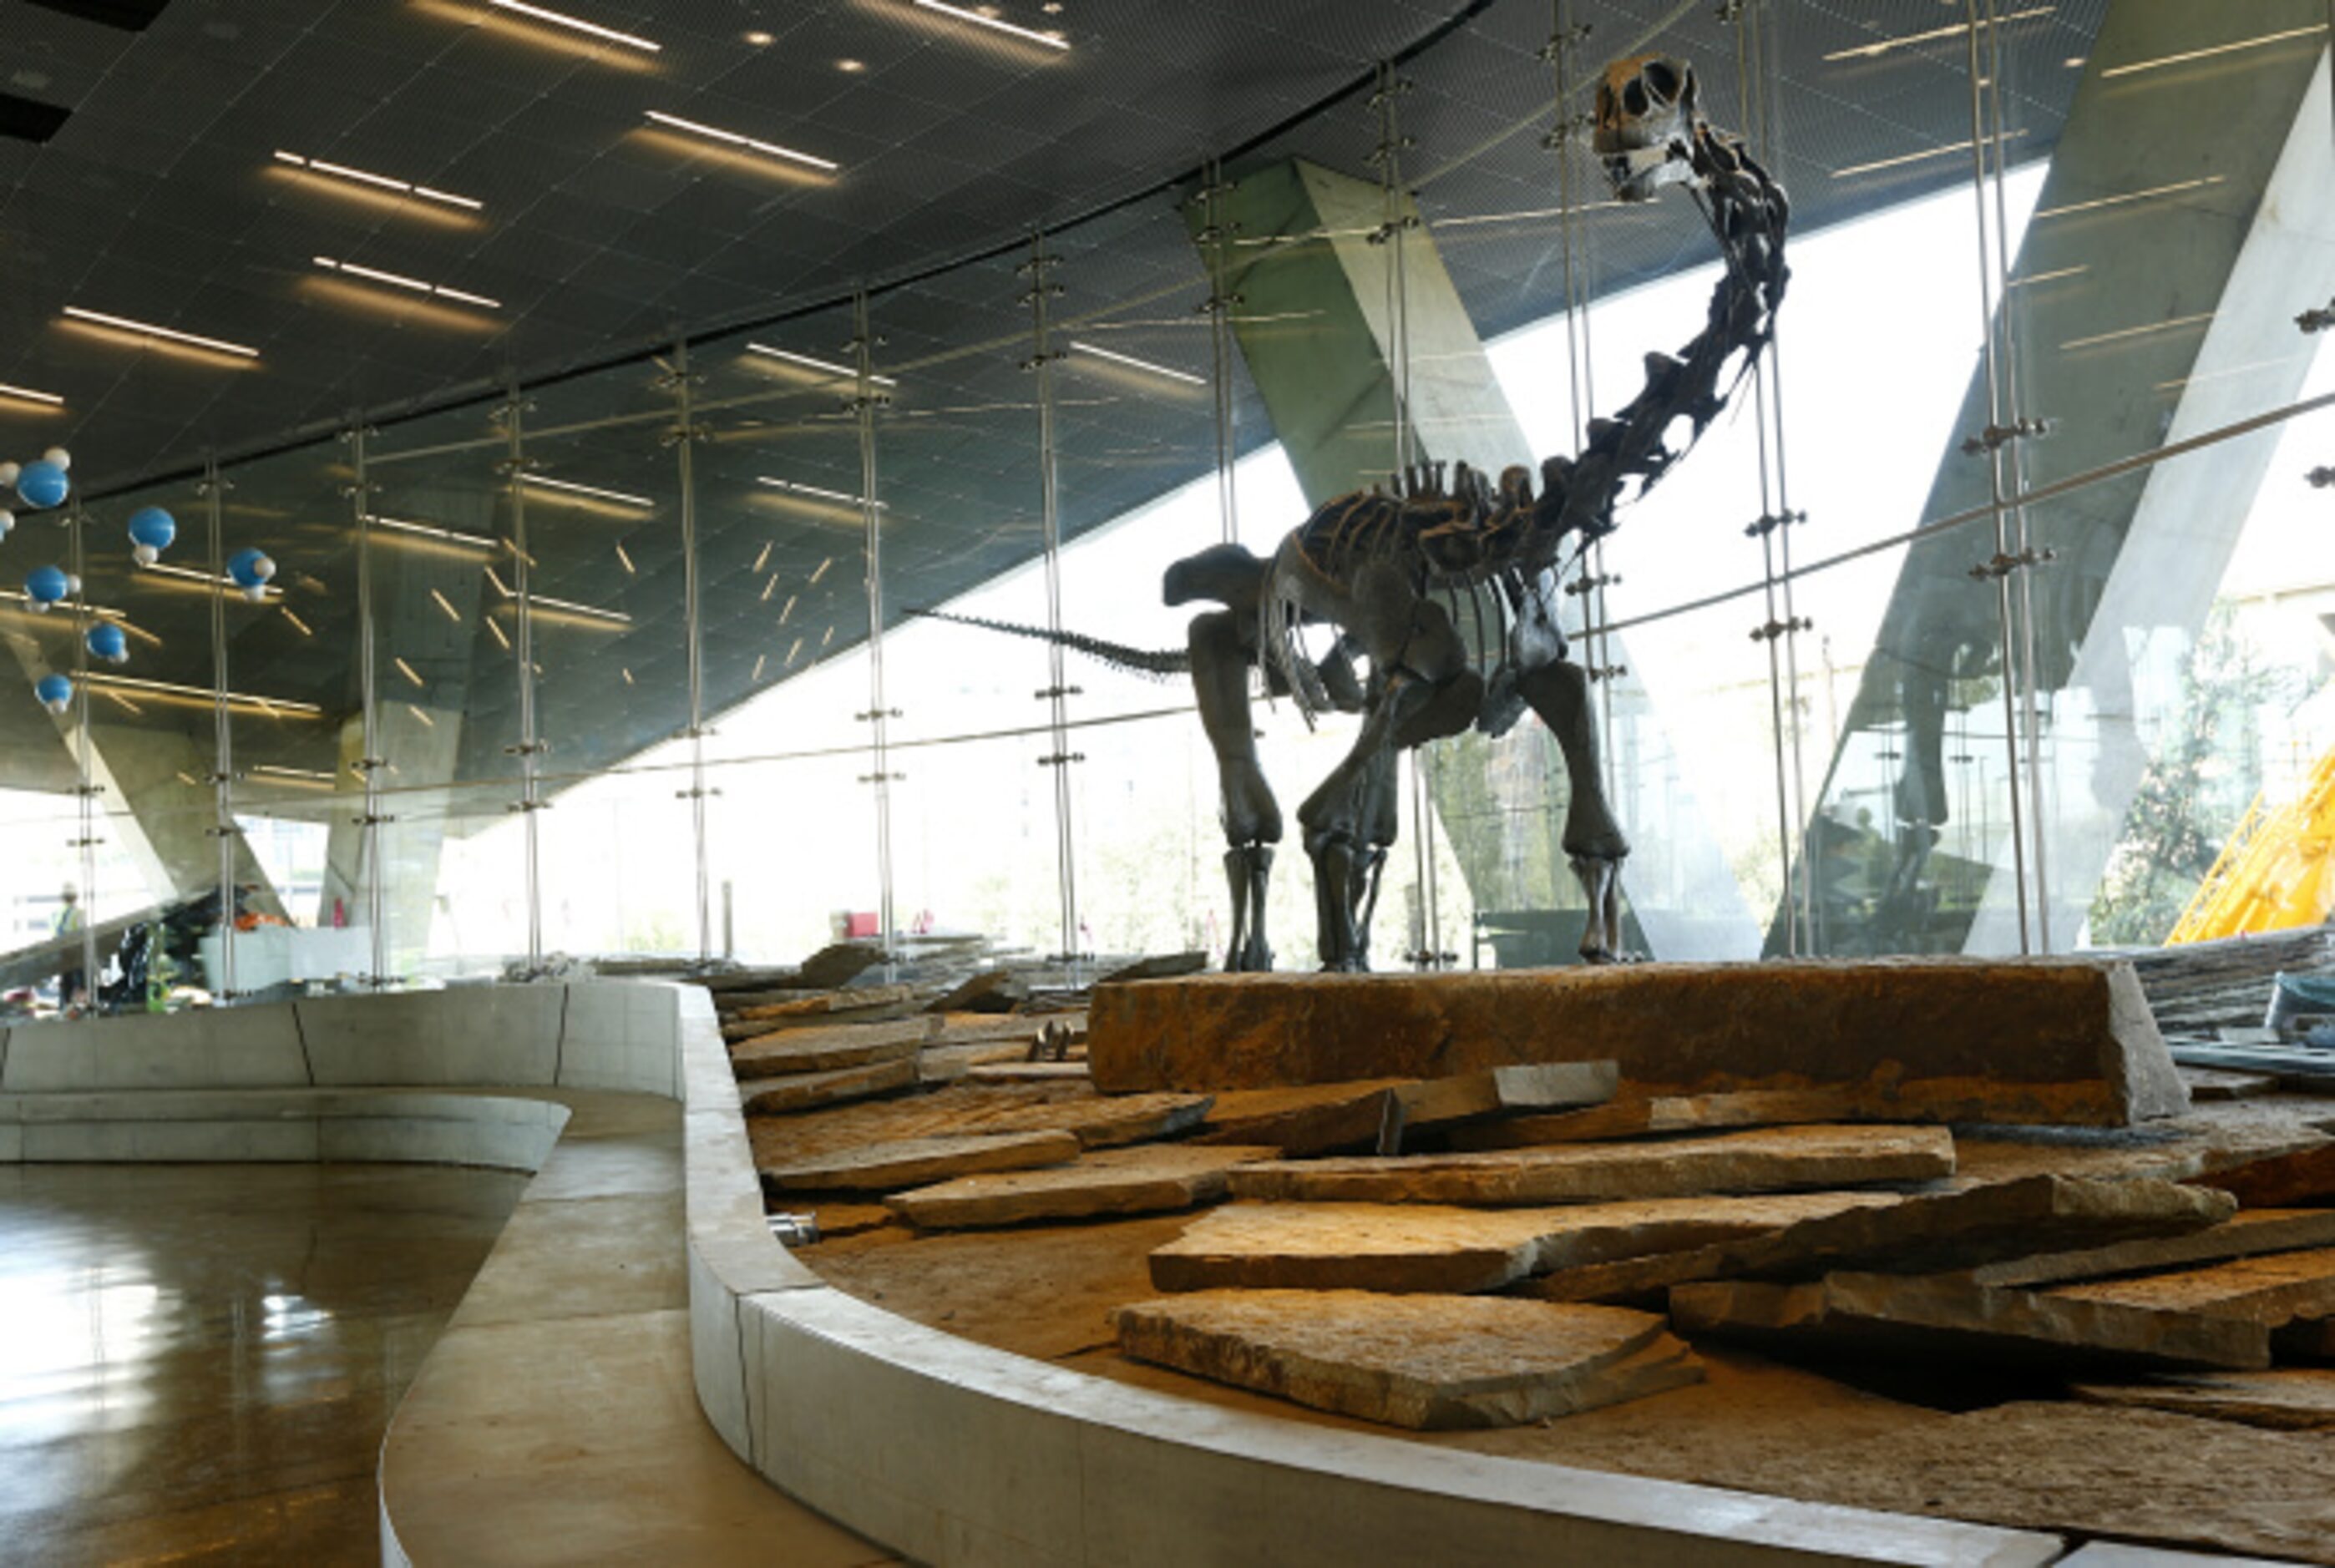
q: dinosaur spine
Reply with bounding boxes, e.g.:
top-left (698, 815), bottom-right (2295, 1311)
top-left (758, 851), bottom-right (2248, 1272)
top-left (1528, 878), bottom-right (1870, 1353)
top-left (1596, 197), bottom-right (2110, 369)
top-left (903, 608), bottom-right (1193, 679)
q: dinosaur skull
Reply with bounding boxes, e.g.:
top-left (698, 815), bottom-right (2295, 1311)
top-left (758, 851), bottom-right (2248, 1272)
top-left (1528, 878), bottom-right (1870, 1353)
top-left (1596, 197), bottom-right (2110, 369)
top-left (1593, 54), bottom-right (1700, 202)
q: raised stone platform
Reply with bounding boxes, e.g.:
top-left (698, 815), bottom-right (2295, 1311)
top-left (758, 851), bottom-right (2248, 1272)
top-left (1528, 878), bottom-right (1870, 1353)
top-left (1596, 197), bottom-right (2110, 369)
top-left (1088, 959), bottom-right (2186, 1127)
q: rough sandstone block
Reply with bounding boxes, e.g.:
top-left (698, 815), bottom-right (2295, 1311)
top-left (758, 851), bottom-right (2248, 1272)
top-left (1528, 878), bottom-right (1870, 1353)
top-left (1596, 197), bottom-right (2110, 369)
top-left (1111, 1288), bottom-right (1702, 1429)
top-left (1088, 960), bottom-right (2186, 1127)
top-left (1149, 1191), bottom-right (1901, 1295)
top-left (757, 1130), bottom-right (1080, 1192)
top-left (1223, 1125), bottom-right (1955, 1207)
top-left (2071, 1368), bottom-right (2335, 1429)
top-left (2196, 1140), bottom-right (2335, 1207)
top-left (740, 1058), bottom-right (918, 1115)
top-left (729, 1018), bottom-right (933, 1076)
top-left (1969, 1208), bottom-right (2335, 1288)
top-left (1198, 1064), bottom-right (1618, 1156)
top-left (887, 1144), bottom-right (1279, 1229)
top-left (1669, 1272), bottom-right (2272, 1371)
top-left (1522, 1175), bottom-right (2234, 1303)
top-left (2051, 1246), bottom-right (2335, 1328)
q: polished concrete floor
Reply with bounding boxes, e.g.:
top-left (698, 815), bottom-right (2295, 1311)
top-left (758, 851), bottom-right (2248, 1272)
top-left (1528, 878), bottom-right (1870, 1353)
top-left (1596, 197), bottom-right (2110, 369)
top-left (0, 1161), bottom-right (528, 1565)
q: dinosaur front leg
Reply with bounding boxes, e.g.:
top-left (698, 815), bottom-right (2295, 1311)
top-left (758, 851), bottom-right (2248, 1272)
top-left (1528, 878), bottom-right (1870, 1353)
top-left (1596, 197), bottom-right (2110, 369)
top-left (1299, 679), bottom-right (1438, 971)
top-left (1191, 609), bottom-right (1280, 971)
top-left (1517, 655), bottom-right (1634, 963)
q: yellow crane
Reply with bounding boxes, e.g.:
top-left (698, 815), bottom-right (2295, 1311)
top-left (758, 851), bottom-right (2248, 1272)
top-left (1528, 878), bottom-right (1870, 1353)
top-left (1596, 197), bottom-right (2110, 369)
top-left (2169, 740), bottom-right (2335, 943)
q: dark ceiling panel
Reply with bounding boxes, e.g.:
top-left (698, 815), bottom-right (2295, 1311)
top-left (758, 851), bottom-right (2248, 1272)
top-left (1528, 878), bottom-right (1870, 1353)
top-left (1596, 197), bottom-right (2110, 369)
top-left (0, 93), bottom-right (73, 144)
top-left (25, 0), bottom-right (175, 31)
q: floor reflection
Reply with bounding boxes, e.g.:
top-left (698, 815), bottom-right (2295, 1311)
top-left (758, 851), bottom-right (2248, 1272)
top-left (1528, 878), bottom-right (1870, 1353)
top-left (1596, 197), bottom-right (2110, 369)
top-left (0, 1162), bottom-right (526, 1565)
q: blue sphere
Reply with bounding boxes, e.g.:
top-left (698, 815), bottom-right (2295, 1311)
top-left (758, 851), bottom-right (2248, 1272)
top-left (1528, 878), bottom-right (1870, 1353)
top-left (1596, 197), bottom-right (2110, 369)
top-left (227, 547), bottom-right (275, 590)
top-left (15, 460), bottom-right (68, 510)
top-left (127, 506), bottom-right (176, 564)
top-left (86, 622), bottom-right (127, 664)
top-left (35, 673), bottom-right (71, 713)
top-left (25, 564), bottom-right (69, 608)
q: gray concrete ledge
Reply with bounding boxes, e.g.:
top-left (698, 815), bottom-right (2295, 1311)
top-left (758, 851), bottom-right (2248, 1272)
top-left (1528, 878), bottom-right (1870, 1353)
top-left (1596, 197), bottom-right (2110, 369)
top-left (0, 983), bottom-right (2256, 1566)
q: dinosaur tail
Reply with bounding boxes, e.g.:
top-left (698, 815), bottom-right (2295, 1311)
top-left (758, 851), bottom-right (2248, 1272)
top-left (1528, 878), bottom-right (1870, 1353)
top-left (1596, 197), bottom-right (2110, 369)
top-left (903, 607), bottom-right (1193, 680)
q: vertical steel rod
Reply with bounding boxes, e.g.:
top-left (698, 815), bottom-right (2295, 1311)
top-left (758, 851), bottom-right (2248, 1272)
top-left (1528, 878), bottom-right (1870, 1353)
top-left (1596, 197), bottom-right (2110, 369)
top-left (671, 340), bottom-right (712, 968)
top-left (350, 425), bottom-right (389, 986)
top-left (853, 293), bottom-right (899, 974)
top-left (502, 387), bottom-right (544, 974)
top-left (68, 500), bottom-right (98, 1009)
top-left (1201, 159), bottom-right (1242, 549)
top-left (1963, 0), bottom-right (2034, 954)
top-left (1026, 235), bottom-right (1081, 972)
top-left (204, 458), bottom-right (237, 999)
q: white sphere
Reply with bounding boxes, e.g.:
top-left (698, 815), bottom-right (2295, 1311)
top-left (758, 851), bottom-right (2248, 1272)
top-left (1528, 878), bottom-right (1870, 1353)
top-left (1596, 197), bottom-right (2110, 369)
top-left (65, 573), bottom-right (82, 595)
top-left (241, 584), bottom-right (267, 603)
top-left (0, 463), bottom-right (18, 488)
top-left (40, 448), bottom-right (69, 473)
top-left (30, 599), bottom-right (50, 614)
top-left (0, 509), bottom-right (13, 537)
top-left (133, 543), bottom-right (157, 565)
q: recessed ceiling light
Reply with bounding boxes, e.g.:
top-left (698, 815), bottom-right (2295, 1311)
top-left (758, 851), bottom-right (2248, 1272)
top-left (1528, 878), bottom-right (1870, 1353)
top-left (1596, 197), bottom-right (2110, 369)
top-left (519, 473), bottom-right (656, 508)
top-left (2102, 24), bottom-right (2326, 78)
top-left (314, 256), bottom-right (503, 310)
top-left (744, 342), bottom-right (894, 385)
top-left (63, 306), bottom-right (259, 359)
top-left (365, 513), bottom-right (499, 552)
top-left (0, 382), bottom-right (64, 407)
top-left (1068, 340), bottom-right (1204, 386)
top-left (643, 110), bottom-right (838, 172)
top-left (2033, 175), bottom-right (2221, 220)
top-left (1830, 129), bottom-right (2028, 180)
top-left (744, 29), bottom-right (774, 45)
top-left (1822, 6), bottom-right (2052, 63)
top-left (757, 476), bottom-right (888, 509)
top-left (912, 0), bottom-right (1068, 50)
top-left (273, 151), bottom-right (483, 212)
top-left (487, 0), bottom-right (661, 53)
top-left (84, 672), bottom-right (322, 717)
top-left (836, 57), bottom-right (865, 72)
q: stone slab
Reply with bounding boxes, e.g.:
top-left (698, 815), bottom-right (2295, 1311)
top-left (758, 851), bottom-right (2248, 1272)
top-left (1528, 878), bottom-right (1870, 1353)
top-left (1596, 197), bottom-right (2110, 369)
top-left (965, 1062), bottom-right (1092, 1085)
top-left (1670, 1272), bottom-right (2272, 1371)
top-left (2196, 1139), bottom-right (2335, 1207)
top-left (1149, 1191), bottom-right (1902, 1295)
top-left (1971, 1208), bottom-right (2335, 1288)
top-left (1088, 959), bottom-right (2186, 1127)
top-left (2071, 1368), bottom-right (2335, 1429)
top-left (1195, 1080), bottom-right (1414, 1155)
top-left (1111, 1288), bottom-right (1701, 1429)
top-left (2052, 1246), bottom-right (2335, 1328)
top-left (2176, 1066), bottom-right (2283, 1101)
top-left (1224, 1125), bottom-right (1957, 1207)
top-left (970, 1089), bottom-right (1214, 1150)
top-left (729, 1019), bottom-right (932, 1078)
top-left (887, 1144), bottom-right (1279, 1229)
top-left (730, 983), bottom-right (921, 1025)
top-left (1447, 1088), bottom-right (1877, 1151)
top-left (740, 1058), bottom-right (918, 1116)
top-left (1523, 1176), bottom-right (2233, 1303)
top-left (927, 1012), bottom-right (1086, 1047)
top-left (757, 1130), bottom-right (1080, 1193)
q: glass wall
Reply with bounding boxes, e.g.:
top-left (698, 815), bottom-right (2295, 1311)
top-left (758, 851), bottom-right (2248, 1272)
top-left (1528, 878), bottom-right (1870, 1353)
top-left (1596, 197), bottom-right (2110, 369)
top-left (10, 0), bottom-right (2333, 1015)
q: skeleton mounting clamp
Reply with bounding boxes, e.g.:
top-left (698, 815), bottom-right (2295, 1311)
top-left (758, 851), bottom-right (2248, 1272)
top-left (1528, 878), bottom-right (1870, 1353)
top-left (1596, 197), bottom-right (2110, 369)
top-left (1713, 0), bottom-right (1746, 23)
top-left (854, 708), bottom-right (903, 721)
top-left (857, 771), bottom-right (905, 784)
top-left (1750, 615), bottom-right (1811, 643)
top-left (2297, 298), bottom-right (2335, 334)
top-left (1961, 417), bottom-right (2052, 457)
top-left (1033, 685), bottom-right (1081, 701)
top-left (1564, 571), bottom-right (1621, 597)
top-left (1037, 751), bottom-right (1085, 767)
top-left (1969, 546), bottom-right (2057, 582)
top-left (2307, 465), bottom-right (2335, 489)
top-left (1586, 663), bottom-right (1629, 683)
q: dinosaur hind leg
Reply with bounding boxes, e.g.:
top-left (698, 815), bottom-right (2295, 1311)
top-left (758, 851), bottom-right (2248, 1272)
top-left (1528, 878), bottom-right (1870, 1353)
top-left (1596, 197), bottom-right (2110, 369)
top-left (1516, 656), bottom-right (1635, 964)
top-left (1191, 609), bottom-right (1280, 971)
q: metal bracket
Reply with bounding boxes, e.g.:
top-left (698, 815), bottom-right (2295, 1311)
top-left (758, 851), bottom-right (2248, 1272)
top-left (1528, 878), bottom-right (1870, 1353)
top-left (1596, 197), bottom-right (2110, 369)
top-left (658, 422), bottom-right (712, 448)
top-left (1960, 417), bottom-right (2052, 457)
top-left (767, 1212), bottom-right (821, 1247)
top-left (1713, 0), bottom-right (1746, 23)
top-left (1037, 752), bottom-right (1086, 767)
top-left (1540, 113), bottom-right (1596, 151)
top-left (1194, 290), bottom-right (1245, 313)
top-left (354, 813), bottom-right (398, 827)
top-left (352, 756), bottom-right (389, 775)
top-left (338, 481), bottom-right (383, 499)
top-left (506, 799), bottom-right (551, 814)
top-left (1537, 22), bottom-right (1593, 63)
top-left (857, 771), bottom-right (905, 785)
top-left (2297, 298), bottom-right (2335, 335)
top-left (1365, 214), bottom-right (1422, 245)
top-left (2307, 465), bottom-right (2334, 490)
top-left (854, 708), bottom-right (904, 721)
top-left (66, 836), bottom-right (104, 848)
top-left (843, 392), bottom-right (892, 412)
top-left (1563, 572), bottom-right (1621, 598)
top-left (1016, 351), bottom-right (1067, 372)
top-left (201, 825), bottom-right (239, 839)
top-left (1750, 615), bottom-right (1812, 644)
top-left (69, 782), bottom-right (105, 797)
top-left (503, 740), bottom-right (551, 756)
top-left (1585, 664), bottom-right (1628, 684)
top-left (1404, 948), bottom-right (1459, 967)
top-left (1033, 685), bottom-right (1082, 701)
top-left (1968, 547), bottom-right (2057, 582)
top-left (1366, 76), bottom-right (1415, 108)
top-left (675, 787), bottom-right (722, 801)
top-left (1743, 508), bottom-right (1806, 539)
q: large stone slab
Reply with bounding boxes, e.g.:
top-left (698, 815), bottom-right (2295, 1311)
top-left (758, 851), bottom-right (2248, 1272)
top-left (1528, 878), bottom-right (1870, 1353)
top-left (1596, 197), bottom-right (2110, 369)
top-left (1447, 1088), bottom-right (1877, 1151)
top-left (2071, 1368), bottom-right (2335, 1429)
top-left (2196, 1139), bottom-right (2335, 1206)
top-left (1224, 1125), bottom-right (1956, 1207)
top-left (739, 1058), bottom-right (918, 1115)
top-left (1198, 1064), bottom-right (1617, 1156)
top-left (1089, 960), bottom-right (2186, 1127)
top-left (729, 982), bottom-right (921, 1027)
top-left (757, 1130), bottom-right (1080, 1193)
top-left (1526, 1175), bottom-right (2236, 1302)
top-left (2053, 1246), bottom-right (2335, 1328)
top-left (1669, 1272), bottom-right (2272, 1371)
top-left (729, 1018), bottom-right (932, 1078)
top-left (1111, 1288), bottom-right (1702, 1429)
top-left (888, 1144), bottom-right (1279, 1229)
top-left (1971, 1208), bottom-right (2335, 1288)
top-left (1149, 1191), bottom-right (1902, 1295)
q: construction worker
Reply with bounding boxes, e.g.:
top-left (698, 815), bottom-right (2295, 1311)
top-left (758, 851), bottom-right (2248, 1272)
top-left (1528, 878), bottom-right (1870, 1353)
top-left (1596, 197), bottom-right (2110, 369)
top-left (53, 883), bottom-right (84, 1008)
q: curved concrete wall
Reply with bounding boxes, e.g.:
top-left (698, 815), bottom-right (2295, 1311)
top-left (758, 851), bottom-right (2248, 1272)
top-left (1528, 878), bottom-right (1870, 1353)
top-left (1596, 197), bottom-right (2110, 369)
top-left (1, 984), bottom-right (2083, 1566)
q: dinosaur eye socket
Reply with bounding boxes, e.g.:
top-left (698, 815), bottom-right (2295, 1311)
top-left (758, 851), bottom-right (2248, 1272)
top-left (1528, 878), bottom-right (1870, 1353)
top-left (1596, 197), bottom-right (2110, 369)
top-left (1623, 79), bottom-right (1649, 115)
top-left (1643, 60), bottom-right (1680, 102)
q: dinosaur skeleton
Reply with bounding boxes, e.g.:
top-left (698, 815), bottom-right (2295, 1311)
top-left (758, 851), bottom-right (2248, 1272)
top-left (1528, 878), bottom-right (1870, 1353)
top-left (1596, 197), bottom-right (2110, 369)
top-left (920, 55), bottom-right (1788, 972)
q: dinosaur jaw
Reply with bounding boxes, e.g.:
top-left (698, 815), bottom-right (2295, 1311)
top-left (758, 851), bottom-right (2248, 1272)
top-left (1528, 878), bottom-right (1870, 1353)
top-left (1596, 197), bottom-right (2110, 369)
top-left (1593, 53), bottom-right (1702, 203)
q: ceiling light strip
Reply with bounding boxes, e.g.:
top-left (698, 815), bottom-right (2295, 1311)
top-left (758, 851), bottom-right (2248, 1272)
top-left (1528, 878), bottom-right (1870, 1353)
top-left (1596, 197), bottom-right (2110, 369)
top-left (1068, 340), bottom-right (1205, 386)
top-left (644, 110), bottom-right (837, 172)
top-left (84, 672), bottom-right (322, 715)
top-left (744, 343), bottom-right (894, 386)
top-left (0, 382), bottom-right (64, 407)
top-left (519, 473), bottom-right (655, 508)
top-left (63, 306), bottom-right (259, 359)
top-left (366, 513), bottom-right (499, 550)
top-left (2008, 265), bottom-right (2089, 288)
top-left (1823, 6), bottom-right (2054, 63)
top-left (314, 256), bottom-right (503, 310)
top-left (912, 0), bottom-right (1067, 49)
top-left (2059, 311), bottom-right (2215, 353)
top-left (143, 561), bottom-right (280, 598)
top-left (2034, 175), bottom-right (2223, 220)
top-left (2101, 24), bottom-right (2326, 79)
top-left (488, 0), bottom-right (661, 52)
top-left (1831, 129), bottom-right (2029, 180)
top-left (274, 151), bottom-right (483, 211)
top-left (757, 476), bottom-right (888, 509)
